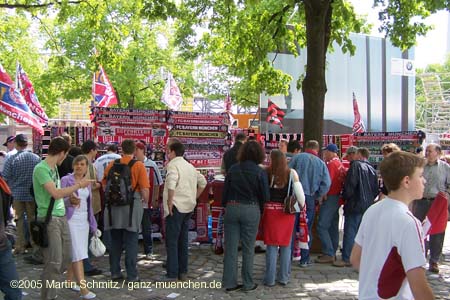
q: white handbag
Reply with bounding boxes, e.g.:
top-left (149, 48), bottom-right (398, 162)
top-left (89, 229), bottom-right (106, 257)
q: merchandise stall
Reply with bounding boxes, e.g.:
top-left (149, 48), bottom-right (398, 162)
top-left (353, 131), bottom-right (424, 169)
top-left (167, 111), bottom-right (230, 242)
top-left (32, 120), bottom-right (94, 157)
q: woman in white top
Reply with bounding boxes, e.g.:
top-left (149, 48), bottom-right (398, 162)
top-left (61, 155), bottom-right (97, 299)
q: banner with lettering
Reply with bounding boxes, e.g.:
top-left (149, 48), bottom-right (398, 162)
top-left (0, 64), bottom-right (43, 134)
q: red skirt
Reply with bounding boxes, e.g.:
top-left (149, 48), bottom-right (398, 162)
top-left (262, 202), bottom-right (295, 246)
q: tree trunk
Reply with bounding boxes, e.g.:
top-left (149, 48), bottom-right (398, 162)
top-left (302, 0), bottom-right (332, 146)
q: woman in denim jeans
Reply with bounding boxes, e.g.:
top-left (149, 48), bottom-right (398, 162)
top-left (222, 141), bottom-right (270, 292)
top-left (262, 150), bottom-right (305, 287)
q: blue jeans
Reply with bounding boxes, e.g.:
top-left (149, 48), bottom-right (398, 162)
top-left (142, 208), bottom-right (153, 255)
top-left (165, 206), bottom-right (192, 279)
top-left (264, 242), bottom-right (292, 285)
top-left (300, 195), bottom-right (316, 264)
top-left (222, 203), bottom-right (260, 290)
top-left (0, 241), bottom-right (22, 300)
top-left (317, 195), bottom-right (340, 257)
top-left (342, 213), bottom-right (363, 262)
top-left (109, 229), bottom-right (139, 280)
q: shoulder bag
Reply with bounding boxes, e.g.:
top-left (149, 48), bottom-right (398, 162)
top-left (283, 170), bottom-right (296, 214)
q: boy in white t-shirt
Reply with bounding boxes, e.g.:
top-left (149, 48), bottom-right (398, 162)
top-left (350, 151), bottom-right (434, 300)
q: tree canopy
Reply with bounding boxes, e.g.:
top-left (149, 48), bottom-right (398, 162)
top-left (0, 0), bottom-right (449, 141)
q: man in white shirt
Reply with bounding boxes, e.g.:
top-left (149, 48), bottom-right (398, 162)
top-left (163, 140), bottom-right (206, 281)
top-left (93, 143), bottom-right (121, 181)
top-left (350, 151), bottom-right (434, 300)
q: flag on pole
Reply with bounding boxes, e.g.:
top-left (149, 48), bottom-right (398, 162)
top-left (352, 92), bottom-right (365, 133)
top-left (0, 64), bottom-right (43, 134)
top-left (266, 99), bottom-right (285, 128)
top-left (161, 72), bottom-right (183, 111)
top-left (92, 66), bottom-right (118, 107)
top-left (224, 93), bottom-right (234, 126)
top-left (15, 62), bottom-right (48, 124)
top-left (422, 192), bottom-right (448, 236)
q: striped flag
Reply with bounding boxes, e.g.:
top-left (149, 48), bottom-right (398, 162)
top-left (92, 66), bottom-right (118, 107)
top-left (15, 62), bottom-right (48, 123)
top-left (266, 99), bottom-right (285, 128)
top-left (0, 63), bottom-right (43, 134)
top-left (352, 93), bottom-right (365, 133)
top-left (161, 72), bottom-right (183, 111)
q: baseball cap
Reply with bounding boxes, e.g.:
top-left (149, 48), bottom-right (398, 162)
top-left (3, 136), bottom-right (15, 147)
top-left (345, 146), bottom-right (358, 155)
top-left (323, 143), bottom-right (339, 153)
top-left (15, 134), bottom-right (28, 144)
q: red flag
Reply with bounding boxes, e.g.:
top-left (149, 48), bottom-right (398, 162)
top-left (15, 62), bottom-right (48, 123)
top-left (352, 93), bottom-right (365, 133)
top-left (92, 66), bottom-right (118, 107)
top-left (422, 192), bottom-right (448, 235)
top-left (161, 72), bottom-right (183, 110)
top-left (266, 99), bottom-right (285, 128)
top-left (0, 64), bottom-right (43, 134)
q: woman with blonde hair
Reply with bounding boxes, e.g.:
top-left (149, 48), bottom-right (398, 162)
top-left (61, 155), bottom-right (97, 299)
top-left (263, 150), bottom-right (305, 286)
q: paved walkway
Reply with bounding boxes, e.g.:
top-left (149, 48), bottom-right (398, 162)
top-left (13, 224), bottom-right (450, 300)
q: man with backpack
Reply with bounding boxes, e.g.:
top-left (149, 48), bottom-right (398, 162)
top-left (102, 139), bottom-right (149, 282)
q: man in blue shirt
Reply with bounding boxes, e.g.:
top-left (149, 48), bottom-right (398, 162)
top-left (289, 140), bottom-right (331, 267)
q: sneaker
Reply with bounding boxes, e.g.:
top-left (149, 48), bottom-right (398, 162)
top-left (111, 274), bottom-right (124, 281)
top-left (315, 254), bottom-right (335, 264)
top-left (333, 260), bottom-right (352, 267)
top-left (145, 253), bottom-right (154, 260)
top-left (242, 284), bottom-right (258, 292)
top-left (429, 262), bottom-right (439, 273)
top-left (80, 291), bottom-right (96, 299)
top-left (13, 248), bottom-right (26, 255)
top-left (85, 269), bottom-right (102, 276)
top-left (299, 261), bottom-right (313, 268)
top-left (225, 284), bottom-right (243, 292)
top-left (127, 277), bottom-right (140, 283)
top-left (254, 246), bottom-right (266, 253)
top-left (67, 283), bottom-right (80, 292)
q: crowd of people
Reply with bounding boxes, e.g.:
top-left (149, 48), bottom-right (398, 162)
top-left (0, 132), bottom-right (448, 300)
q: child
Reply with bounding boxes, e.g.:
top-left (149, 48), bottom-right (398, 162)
top-left (350, 151), bottom-right (434, 300)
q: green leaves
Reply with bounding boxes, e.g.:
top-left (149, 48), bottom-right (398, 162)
top-left (375, 0), bottom-right (449, 50)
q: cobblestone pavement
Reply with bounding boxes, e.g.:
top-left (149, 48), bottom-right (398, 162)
top-left (13, 224), bottom-right (450, 300)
